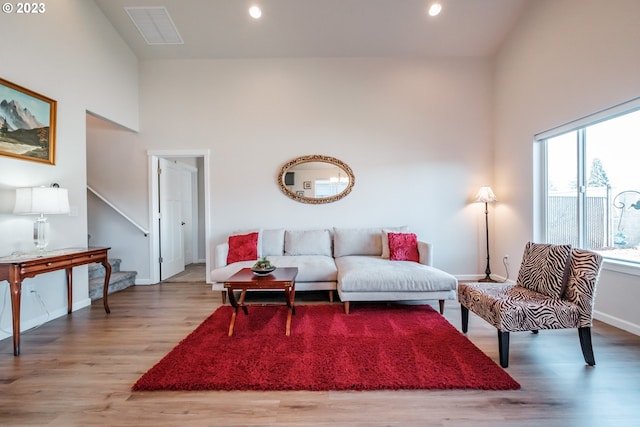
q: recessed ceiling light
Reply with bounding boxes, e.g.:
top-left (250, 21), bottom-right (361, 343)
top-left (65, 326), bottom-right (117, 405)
top-left (249, 5), bottom-right (262, 19)
top-left (428, 2), bottom-right (442, 17)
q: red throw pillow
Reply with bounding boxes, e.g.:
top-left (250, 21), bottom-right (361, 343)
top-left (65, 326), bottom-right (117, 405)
top-left (226, 232), bottom-right (259, 264)
top-left (388, 232), bottom-right (420, 262)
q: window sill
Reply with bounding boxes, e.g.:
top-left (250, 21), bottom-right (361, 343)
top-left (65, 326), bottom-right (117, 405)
top-left (601, 258), bottom-right (640, 277)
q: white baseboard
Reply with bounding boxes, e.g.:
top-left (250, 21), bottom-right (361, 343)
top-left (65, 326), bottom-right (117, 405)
top-left (135, 279), bottom-right (155, 285)
top-left (73, 298), bottom-right (92, 311)
top-left (594, 310), bottom-right (640, 336)
top-left (0, 298), bottom-right (91, 341)
top-left (455, 274), bottom-right (514, 284)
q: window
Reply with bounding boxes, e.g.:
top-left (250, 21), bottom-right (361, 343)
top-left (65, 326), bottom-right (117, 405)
top-left (536, 100), bottom-right (640, 265)
top-left (314, 179), bottom-right (348, 198)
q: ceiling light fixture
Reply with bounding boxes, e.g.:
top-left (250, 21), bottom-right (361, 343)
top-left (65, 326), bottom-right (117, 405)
top-left (249, 5), bottom-right (262, 19)
top-left (428, 2), bottom-right (442, 17)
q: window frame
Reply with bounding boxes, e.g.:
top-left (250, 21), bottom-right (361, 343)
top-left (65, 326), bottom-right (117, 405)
top-left (534, 97), bottom-right (640, 274)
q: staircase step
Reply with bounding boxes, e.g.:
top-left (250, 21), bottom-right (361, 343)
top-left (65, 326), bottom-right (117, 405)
top-left (89, 270), bottom-right (137, 301)
top-left (89, 259), bottom-right (121, 279)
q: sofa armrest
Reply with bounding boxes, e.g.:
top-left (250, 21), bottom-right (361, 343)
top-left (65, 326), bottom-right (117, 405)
top-left (417, 241), bottom-right (433, 266)
top-left (214, 242), bottom-right (229, 269)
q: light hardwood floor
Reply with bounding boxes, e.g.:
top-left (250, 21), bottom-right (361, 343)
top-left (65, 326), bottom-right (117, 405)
top-left (1, 282), bottom-right (639, 427)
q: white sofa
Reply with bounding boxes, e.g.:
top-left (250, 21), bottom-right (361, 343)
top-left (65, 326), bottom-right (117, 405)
top-left (210, 227), bottom-right (458, 314)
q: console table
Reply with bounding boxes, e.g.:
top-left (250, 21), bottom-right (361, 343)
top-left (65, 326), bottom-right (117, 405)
top-left (0, 247), bottom-right (111, 356)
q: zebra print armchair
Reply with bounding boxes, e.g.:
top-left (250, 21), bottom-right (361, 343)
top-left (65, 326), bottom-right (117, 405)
top-left (458, 242), bottom-right (603, 368)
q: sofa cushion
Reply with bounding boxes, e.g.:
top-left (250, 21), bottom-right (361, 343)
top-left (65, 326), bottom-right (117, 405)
top-left (458, 282), bottom-right (580, 331)
top-left (381, 226), bottom-right (409, 258)
top-left (211, 255), bottom-right (337, 283)
top-left (333, 227), bottom-right (383, 257)
top-left (262, 228), bottom-right (285, 256)
top-left (284, 229), bottom-right (332, 256)
top-left (226, 232), bottom-right (258, 264)
top-left (336, 256), bottom-right (457, 293)
top-left (210, 260), bottom-right (256, 282)
top-left (516, 242), bottom-right (572, 298)
top-left (388, 232), bottom-right (419, 262)
top-left (268, 255), bottom-right (338, 282)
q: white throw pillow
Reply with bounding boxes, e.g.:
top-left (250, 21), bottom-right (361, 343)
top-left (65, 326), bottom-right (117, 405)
top-left (261, 228), bottom-right (285, 256)
top-left (333, 227), bottom-right (383, 257)
top-left (284, 229), bottom-right (332, 256)
top-left (381, 226), bottom-right (409, 259)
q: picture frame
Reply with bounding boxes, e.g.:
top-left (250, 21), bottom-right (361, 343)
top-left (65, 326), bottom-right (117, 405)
top-left (303, 181), bottom-right (312, 190)
top-left (0, 77), bottom-right (57, 165)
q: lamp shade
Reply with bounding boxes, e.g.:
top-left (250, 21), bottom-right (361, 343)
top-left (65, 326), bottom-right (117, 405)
top-left (13, 187), bottom-right (70, 215)
top-left (475, 186), bottom-right (496, 203)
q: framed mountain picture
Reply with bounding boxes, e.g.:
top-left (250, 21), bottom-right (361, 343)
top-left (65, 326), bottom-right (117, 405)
top-left (0, 77), bottom-right (57, 165)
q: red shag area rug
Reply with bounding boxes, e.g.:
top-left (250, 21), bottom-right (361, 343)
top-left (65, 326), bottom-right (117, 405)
top-left (132, 304), bottom-right (520, 391)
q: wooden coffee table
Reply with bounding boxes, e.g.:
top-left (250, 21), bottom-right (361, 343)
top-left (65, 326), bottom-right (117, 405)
top-left (223, 267), bottom-right (299, 337)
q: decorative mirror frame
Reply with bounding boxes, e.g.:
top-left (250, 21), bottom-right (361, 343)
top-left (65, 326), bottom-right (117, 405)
top-left (277, 154), bottom-right (355, 204)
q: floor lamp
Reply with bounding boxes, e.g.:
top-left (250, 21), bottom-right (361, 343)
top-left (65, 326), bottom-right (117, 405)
top-left (475, 186), bottom-right (496, 282)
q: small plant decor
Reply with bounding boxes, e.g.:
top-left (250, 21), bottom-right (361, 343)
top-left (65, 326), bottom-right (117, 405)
top-left (252, 257), bottom-right (273, 270)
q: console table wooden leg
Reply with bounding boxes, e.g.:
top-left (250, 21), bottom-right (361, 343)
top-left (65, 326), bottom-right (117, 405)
top-left (9, 277), bottom-right (21, 356)
top-left (101, 259), bottom-right (112, 314)
top-left (65, 268), bottom-right (73, 314)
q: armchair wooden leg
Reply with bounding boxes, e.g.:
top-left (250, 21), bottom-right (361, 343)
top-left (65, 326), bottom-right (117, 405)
top-left (221, 291), bottom-right (227, 304)
top-left (578, 327), bottom-right (596, 366)
top-left (498, 330), bottom-right (510, 368)
top-left (461, 305), bottom-right (469, 333)
top-left (438, 299), bottom-right (445, 314)
top-left (343, 301), bottom-right (350, 314)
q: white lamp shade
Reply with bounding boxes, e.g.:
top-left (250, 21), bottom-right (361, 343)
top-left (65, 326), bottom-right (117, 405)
top-left (475, 186), bottom-right (496, 203)
top-left (13, 187), bottom-right (70, 215)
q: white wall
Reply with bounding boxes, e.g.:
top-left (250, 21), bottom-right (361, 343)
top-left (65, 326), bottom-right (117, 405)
top-left (493, 0), bottom-right (640, 333)
top-left (86, 114), bottom-right (150, 281)
top-left (88, 57), bottom-right (495, 281)
top-left (133, 58), bottom-right (492, 277)
top-left (0, 0), bottom-right (138, 340)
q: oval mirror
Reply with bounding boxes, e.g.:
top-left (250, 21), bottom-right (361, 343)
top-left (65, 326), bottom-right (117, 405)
top-left (278, 155), bottom-right (355, 204)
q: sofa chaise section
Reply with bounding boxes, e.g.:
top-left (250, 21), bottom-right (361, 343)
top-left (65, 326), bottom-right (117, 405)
top-left (335, 255), bottom-right (458, 314)
top-left (332, 228), bottom-right (458, 314)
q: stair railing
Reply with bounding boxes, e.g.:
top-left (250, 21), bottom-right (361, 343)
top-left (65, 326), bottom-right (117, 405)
top-left (87, 185), bottom-right (149, 236)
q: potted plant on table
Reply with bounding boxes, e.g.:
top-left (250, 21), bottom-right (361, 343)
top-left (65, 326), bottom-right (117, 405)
top-left (251, 257), bottom-right (276, 276)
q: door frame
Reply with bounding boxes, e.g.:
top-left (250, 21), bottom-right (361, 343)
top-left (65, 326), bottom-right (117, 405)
top-left (148, 149), bottom-right (211, 284)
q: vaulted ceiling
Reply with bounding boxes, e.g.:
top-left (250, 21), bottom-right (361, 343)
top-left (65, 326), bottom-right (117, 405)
top-left (94, 0), bottom-right (530, 60)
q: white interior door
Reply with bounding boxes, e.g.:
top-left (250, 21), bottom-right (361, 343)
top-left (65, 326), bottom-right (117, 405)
top-left (159, 158), bottom-right (185, 280)
top-left (180, 167), bottom-right (197, 265)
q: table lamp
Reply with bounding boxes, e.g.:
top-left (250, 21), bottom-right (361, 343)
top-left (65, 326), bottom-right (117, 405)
top-left (13, 185), bottom-right (70, 251)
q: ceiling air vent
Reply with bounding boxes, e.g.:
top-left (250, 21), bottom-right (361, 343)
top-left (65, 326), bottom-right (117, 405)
top-left (125, 6), bottom-right (183, 45)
